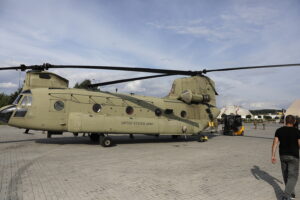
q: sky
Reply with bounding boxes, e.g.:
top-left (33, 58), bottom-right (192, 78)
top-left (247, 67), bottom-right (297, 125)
top-left (0, 0), bottom-right (300, 109)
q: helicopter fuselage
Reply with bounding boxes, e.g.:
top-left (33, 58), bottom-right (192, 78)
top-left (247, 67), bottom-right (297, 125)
top-left (0, 88), bottom-right (219, 136)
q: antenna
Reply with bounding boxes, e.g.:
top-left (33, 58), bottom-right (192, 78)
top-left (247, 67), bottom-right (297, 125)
top-left (18, 70), bottom-right (21, 89)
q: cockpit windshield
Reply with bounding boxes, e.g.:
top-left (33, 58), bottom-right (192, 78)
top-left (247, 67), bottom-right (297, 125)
top-left (13, 95), bottom-right (23, 105)
top-left (13, 95), bottom-right (33, 106)
top-left (21, 96), bottom-right (32, 106)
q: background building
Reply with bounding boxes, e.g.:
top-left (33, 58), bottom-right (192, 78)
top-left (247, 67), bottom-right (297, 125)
top-left (217, 105), bottom-right (253, 119)
top-left (286, 100), bottom-right (300, 117)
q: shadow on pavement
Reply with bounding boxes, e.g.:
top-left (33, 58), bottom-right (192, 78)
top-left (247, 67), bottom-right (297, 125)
top-left (243, 135), bottom-right (273, 140)
top-left (251, 165), bottom-right (284, 200)
top-left (35, 134), bottom-right (219, 146)
top-left (0, 138), bottom-right (38, 144)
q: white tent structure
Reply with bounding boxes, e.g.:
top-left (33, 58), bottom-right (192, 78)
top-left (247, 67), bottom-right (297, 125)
top-left (218, 105), bottom-right (253, 119)
top-left (286, 100), bottom-right (300, 117)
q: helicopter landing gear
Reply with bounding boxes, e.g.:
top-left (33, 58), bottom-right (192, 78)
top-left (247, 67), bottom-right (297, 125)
top-left (90, 133), bottom-right (100, 143)
top-left (47, 131), bottom-right (63, 138)
top-left (197, 134), bottom-right (208, 142)
top-left (99, 134), bottom-right (113, 147)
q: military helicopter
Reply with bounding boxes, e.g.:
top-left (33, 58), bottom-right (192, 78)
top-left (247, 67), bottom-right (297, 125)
top-left (0, 63), bottom-right (299, 147)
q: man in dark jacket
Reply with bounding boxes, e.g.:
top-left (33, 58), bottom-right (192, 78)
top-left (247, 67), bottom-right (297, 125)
top-left (272, 115), bottom-right (300, 200)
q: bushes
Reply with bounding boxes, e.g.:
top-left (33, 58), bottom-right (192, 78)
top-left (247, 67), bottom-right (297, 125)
top-left (0, 89), bottom-right (21, 107)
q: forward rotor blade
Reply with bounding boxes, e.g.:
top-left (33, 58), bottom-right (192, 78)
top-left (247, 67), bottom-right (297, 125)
top-left (49, 64), bottom-right (195, 75)
top-left (203, 63), bottom-right (300, 73)
top-left (1, 63), bottom-right (300, 76)
top-left (0, 66), bottom-right (26, 71)
top-left (88, 74), bottom-right (173, 87)
top-left (0, 63), bottom-right (196, 75)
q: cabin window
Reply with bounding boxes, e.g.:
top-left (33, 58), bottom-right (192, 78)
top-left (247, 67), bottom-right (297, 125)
top-left (126, 106), bottom-right (134, 115)
top-left (155, 108), bottom-right (162, 116)
top-left (54, 101), bottom-right (64, 111)
top-left (93, 104), bottom-right (102, 113)
top-left (165, 109), bottom-right (173, 114)
top-left (181, 111), bottom-right (187, 118)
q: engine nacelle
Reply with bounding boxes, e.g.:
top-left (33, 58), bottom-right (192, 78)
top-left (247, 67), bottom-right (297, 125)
top-left (179, 90), bottom-right (210, 104)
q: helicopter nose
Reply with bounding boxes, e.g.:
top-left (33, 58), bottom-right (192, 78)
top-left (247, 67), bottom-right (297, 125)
top-left (0, 105), bottom-right (16, 124)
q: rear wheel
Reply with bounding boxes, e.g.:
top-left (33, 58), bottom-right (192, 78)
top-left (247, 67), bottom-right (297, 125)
top-left (100, 136), bottom-right (113, 147)
top-left (197, 134), bottom-right (207, 142)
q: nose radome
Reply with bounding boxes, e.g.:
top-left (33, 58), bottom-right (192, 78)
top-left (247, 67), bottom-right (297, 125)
top-left (0, 105), bottom-right (16, 124)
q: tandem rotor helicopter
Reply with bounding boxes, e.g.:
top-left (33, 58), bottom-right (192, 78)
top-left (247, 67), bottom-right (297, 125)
top-left (0, 63), bottom-right (299, 147)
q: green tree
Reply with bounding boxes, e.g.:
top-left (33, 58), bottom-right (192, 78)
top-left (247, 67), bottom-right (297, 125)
top-left (0, 88), bottom-right (22, 107)
top-left (0, 93), bottom-right (11, 107)
top-left (74, 79), bottom-right (100, 91)
top-left (9, 88), bottom-right (22, 104)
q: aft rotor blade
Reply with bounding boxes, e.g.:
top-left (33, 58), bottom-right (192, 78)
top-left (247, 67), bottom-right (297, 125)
top-left (89, 74), bottom-right (173, 87)
top-left (203, 63), bottom-right (300, 73)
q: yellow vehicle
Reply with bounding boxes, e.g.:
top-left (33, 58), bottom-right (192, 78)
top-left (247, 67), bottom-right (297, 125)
top-left (0, 63), bottom-right (299, 146)
top-left (222, 115), bottom-right (244, 136)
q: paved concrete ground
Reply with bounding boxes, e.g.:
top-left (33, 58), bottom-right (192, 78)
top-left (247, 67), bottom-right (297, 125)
top-left (0, 123), bottom-right (299, 200)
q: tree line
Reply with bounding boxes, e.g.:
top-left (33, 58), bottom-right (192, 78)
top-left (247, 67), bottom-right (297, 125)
top-left (0, 89), bottom-right (21, 107)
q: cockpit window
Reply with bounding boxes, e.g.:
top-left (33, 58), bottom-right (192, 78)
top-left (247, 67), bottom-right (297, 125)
top-left (13, 95), bottom-right (23, 105)
top-left (22, 90), bottom-right (31, 94)
top-left (20, 96), bottom-right (32, 106)
top-left (39, 74), bottom-right (51, 79)
top-left (27, 96), bottom-right (32, 106)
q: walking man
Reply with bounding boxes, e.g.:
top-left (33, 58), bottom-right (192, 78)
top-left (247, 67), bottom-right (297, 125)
top-left (272, 115), bottom-right (300, 200)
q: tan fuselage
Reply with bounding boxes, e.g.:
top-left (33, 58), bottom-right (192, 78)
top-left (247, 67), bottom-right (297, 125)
top-left (7, 88), bottom-right (219, 135)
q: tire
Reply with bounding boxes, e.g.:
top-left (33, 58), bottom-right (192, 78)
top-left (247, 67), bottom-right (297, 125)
top-left (47, 132), bottom-right (52, 138)
top-left (100, 136), bottom-right (113, 147)
top-left (197, 135), bottom-right (204, 142)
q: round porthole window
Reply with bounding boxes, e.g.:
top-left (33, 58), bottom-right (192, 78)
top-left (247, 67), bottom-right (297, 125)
top-left (155, 108), bottom-right (162, 116)
top-left (93, 104), bottom-right (102, 113)
top-left (181, 110), bottom-right (187, 118)
top-left (54, 101), bottom-right (64, 111)
top-left (126, 106), bottom-right (134, 115)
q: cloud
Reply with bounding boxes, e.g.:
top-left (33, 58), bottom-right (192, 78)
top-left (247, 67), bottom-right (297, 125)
top-left (0, 82), bottom-right (18, 89)
top-left (0, 0), bottom-right (300, 110)
top-left (124, 81), bottom-right (146, 93)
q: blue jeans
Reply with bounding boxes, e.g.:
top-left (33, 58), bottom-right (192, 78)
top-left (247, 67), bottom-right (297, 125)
top-left (280, 155), bottom-right (299, 196)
